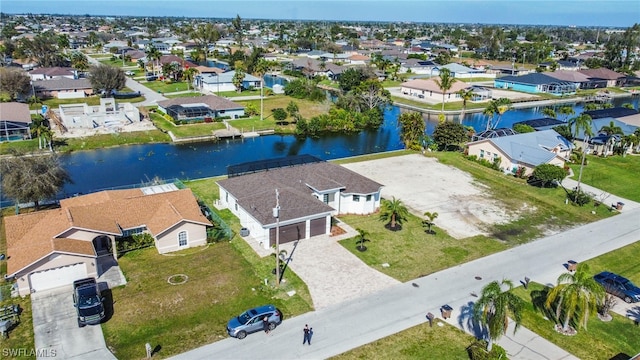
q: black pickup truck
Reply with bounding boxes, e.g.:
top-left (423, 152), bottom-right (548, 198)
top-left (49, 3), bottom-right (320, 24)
top-left (72, 278), bottom-right (105, 327)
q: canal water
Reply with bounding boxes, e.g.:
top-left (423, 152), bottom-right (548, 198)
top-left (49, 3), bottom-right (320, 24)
top-left (1, 97), bottom-right (637, 206)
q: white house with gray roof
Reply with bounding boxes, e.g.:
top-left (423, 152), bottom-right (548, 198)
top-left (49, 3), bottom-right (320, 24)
top-left (466, 129), bottom-right (573, 176)
top-left (216, 161), bottom-right (383, 249)
top-left (194, 71), bottom-right (261, 93)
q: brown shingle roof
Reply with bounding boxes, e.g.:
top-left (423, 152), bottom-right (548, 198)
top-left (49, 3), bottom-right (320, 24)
top-left (217, 162), bottom-right (383, 225)
top-left (5, 188), bottom-right (211, 276)
top-left (0, 102), bottom-right (32, 123)
top-left (578, 68), bottom-right (626, 80)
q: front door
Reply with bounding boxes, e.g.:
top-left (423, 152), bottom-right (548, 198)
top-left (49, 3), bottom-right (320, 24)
top-left (92, 235), bottom-right (111, 256)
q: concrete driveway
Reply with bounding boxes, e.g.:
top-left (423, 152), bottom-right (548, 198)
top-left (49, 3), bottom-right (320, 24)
top-left (32, 286), bottom-right (116, 360)
top-left (279, 221), bottom-right (400, 310)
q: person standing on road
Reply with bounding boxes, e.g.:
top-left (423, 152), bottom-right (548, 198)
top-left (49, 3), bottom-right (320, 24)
top-left (303, 324), bottom-right (311, 345)
top-left (263, 316), bottom-right (270, 335)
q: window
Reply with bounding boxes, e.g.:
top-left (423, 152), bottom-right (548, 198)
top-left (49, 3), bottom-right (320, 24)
top-left (366, 194), bottom-right (372, 201)
top-left (178, 231), bottom-right (188, 247)
top-left (480, 149), bottom-right (485, 158)
top-left (323, 194), bottom-right (329, 203)
top-left (122, 226), bottom-right (147, 237)
top-left (353, 195), bottom-right (360, 202)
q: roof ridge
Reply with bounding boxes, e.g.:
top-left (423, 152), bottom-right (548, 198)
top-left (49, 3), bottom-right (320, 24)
top-left (65, 208), bottom-right (73, 223)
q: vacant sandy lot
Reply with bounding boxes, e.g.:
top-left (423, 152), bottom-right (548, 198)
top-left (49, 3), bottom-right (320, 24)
top-left (342, 154), bottom-right (514, 239)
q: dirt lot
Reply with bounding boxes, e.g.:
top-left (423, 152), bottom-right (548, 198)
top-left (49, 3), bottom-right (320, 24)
top-left (342, 154), bottom-right (514, 239)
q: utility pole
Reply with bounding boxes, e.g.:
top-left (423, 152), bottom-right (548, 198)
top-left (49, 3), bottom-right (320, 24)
top-left (273, 189), bottom-right (281, 287)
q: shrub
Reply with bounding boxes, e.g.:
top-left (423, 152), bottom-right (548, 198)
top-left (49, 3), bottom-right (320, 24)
top-left (117, 232), bottom-right (155, 253)
top-left (531, 163), bottom-right (567, 187)
top-left (567, 189), bottom-right (592, 206)
top-left (467, 341), bottom-right (508, 360)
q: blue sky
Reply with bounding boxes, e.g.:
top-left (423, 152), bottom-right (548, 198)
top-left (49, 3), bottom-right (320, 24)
top-left (2, 0), bottom-right (639, 27)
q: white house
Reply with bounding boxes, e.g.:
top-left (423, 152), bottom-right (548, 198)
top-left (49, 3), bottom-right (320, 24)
top-left (195, 71), bottom-right (262, 93)
top-left (216, 158), bottom-right (383, 249)
top-left (400, 78), bottom-right (472, 102)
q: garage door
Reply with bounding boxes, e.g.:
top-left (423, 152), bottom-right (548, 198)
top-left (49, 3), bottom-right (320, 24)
top-left (269, 222), bottom-right (306, 247)
top-left (29, 263), bottom-right (88, 293)
top-left (309, 217), bottom-right (326, 237)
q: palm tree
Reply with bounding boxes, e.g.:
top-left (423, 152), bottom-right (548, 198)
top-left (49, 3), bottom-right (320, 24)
top-left (190, 23), bottom-right (221, 61)
top-left (584, 103), bottom-right (598, 111)
top-left (545, 263), bottom-right (604, 333)
top-left (434, 68), bottom-right (455, 114)
top-left (482, 98), bottom-right (512, 130)
top-left (599, 120), bottom-right (623, 136)
top-left (473, 279), bottom-right (524, 352)
top-left (354, 228), bottom-right (370, 251)
top-left (541, 107), bottom-right (557, 119)
top-left (398, 111), bottom-right (425, 149)
top-left (30, 117), bottom-right (49, 150)
top-left (569, 113), bottom-right (593, 192)
top-left (146, 45), bottom-right (162, 76)
top-left (558, 106), bottom-right (575, 122)
top-left (422, 211), bottom-right (438, 234)
top-left (569, 113), bottom-right (593, 140)
top-left (183, 67), bottom-right (199, 91)
top-left (457, 88), bottom-right (474, 122)
top-left (254, 59), bottom-right (270, 121)
top-left (379, 197), bottom-right (409, 230)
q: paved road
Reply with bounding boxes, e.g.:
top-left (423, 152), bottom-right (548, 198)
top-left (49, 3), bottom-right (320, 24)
top-left (170, 207), bottom-right (640, 360)
top-left (85, 54), bottom-right (167, 107)
top-left (32, 286), bottom-right (116, 360)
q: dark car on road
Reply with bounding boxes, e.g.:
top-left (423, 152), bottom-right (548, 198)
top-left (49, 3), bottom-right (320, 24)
top-left (594, 271), bottom-right (640, 303)
top-left (227, 305), bottom-right (282, 339)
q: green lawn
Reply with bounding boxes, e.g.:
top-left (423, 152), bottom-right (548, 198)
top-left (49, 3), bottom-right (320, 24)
top-left (338, 213), bottom-right (507, 282)
top-left (164, 91), bottom-right (204, 98)
top-left (331, 320), bottom-right (478, 360)
top-left (238, 95), bottom-right (331, 120)
top-left (0, 296), bottom-right (34, 358)
top-left (54, 130), bottom-right (170, 152)
top-left (150, 113), bottom-right (226, 138)
top-left (143, 80), bottom-right (191, 93)
top-left (568, 154), bottom-right (640, 202)
top-left (1, 129), bottom-right (170, 155)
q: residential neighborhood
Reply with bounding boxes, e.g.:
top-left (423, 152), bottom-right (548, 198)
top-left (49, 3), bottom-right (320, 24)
top-left (0, 3), bottom-right (640, 360)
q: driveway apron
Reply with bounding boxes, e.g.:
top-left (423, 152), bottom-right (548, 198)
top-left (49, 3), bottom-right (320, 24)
top-left (32, 286), bottom-right (116, 360)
